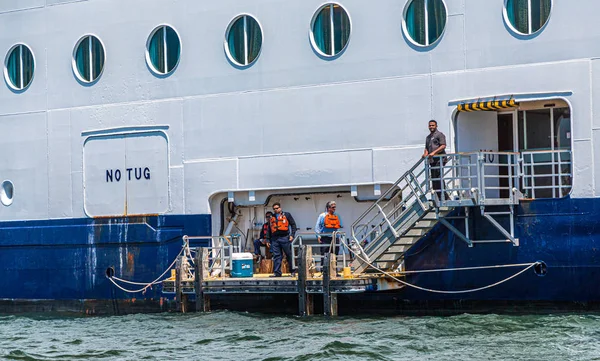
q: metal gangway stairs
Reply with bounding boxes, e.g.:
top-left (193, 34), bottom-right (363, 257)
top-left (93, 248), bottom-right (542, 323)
top-left (350, 151), bottom-right (527, 275)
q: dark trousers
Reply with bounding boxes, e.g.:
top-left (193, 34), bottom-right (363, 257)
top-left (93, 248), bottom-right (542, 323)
top-left (271, 236), bottom-right (293, 276)
top-left (320, 236), bottom-right (338, 256)
top-left (253, 239), bottom-right (267, 256)
top-left (430, 160), bottom-right (446, 201)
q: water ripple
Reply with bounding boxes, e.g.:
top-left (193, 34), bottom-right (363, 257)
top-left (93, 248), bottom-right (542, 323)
top-left (2, 312), bottom-right (600, 360)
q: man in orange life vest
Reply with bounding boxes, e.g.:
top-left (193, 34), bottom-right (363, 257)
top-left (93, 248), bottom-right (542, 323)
top-left (267, 202), bottom-right (298, 277)
top-left (315, 201), bottom-right (343, 257)
top-left (253, 211), bottom-right (273, 261)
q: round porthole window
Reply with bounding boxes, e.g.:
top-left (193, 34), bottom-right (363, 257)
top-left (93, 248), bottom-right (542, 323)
top-left (4, 44), bottom-right (35, 91)
top-left (225, 15), bottom-right (263, 67)
top-left (310, 4), bottom-right (351, 58)
top-left (403, 0), bottom-right (447, 47)
top-left (73, 35), bottom-right (105, 84)
top-left (1, 180), bottom-right (14, 206)
top-left (504, 0), bottom-right (551, 35)
top-left (146, 25), bottom-right (181, 76)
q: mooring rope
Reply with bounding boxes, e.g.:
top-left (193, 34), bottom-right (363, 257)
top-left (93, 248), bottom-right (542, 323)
top-left (107, 246), bottom-right (186, 294)
top-left (338, 237), bottom-right (540, 294)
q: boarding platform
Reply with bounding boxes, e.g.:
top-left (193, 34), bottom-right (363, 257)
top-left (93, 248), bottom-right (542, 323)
top-left (105, 149), bottom-right (568, 315)
top-left (160, 242), bottom-right (404, 316)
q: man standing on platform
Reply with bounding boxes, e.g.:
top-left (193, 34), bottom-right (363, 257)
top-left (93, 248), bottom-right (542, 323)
top-left (315, 201), bottom-right (343, 257)
top-left (423, 119), bottom-right (447, 201)
top-left (268, 202), bottom-right (297, 277)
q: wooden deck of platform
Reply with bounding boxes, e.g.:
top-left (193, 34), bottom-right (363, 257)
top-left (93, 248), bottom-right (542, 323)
top-left (162, 247), bottom-right (405, 316)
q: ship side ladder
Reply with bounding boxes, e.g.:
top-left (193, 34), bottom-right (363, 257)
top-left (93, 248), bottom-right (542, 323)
top-left (350, 151), bottom-right (522, 275)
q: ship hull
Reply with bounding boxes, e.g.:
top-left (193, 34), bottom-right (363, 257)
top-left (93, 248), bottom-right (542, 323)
top-left (0, 198), bottom-right (599, 315)
top-left (0, 215), bottom-right (210, 315)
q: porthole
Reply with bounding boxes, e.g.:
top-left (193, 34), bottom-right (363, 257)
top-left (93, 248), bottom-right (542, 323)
top-left (310, 4), bottom-right (351, 58)
top-left (4, 44), bottom-right (34, 91)
top-left (146, 25), bottom-right (181, 76)
top-left (73, 35), bottom-right (105, 84)
top-left (504, 0), bottom-right (551, 35)
top-left (1, 180), bottom-right (14, 206)
top-left (225, 15), bottom-right (263, 67)
top-left (402, 0), bottom-right (447, 47)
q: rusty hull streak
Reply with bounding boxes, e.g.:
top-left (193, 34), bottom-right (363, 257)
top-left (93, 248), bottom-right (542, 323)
top-left (127, 252), bottom-right (135, 273)
top-left (376, 276), bottom-right (405, 291)
top-left (92, 214), bottom-right (160, 220)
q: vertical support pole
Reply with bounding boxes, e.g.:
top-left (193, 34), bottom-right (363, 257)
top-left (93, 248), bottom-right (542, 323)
top-left (175, 257), bottom-right (183, 313)
top-left (508, 154), bottom-right (514, 203)
top-left (323, 253), bottom-right (338, 316)
top-left (195, 248), bottom-right (210, 312)
top-left (221, 241), bottom-right (225, 278)
top-left (181, 255), bottom-right (189, 314)
top-left (465, 207), bottom-right (470, 241)
top-left (297, 246), bottom-right (313, 316)
top-left (478, 152), bottom-right (485, 203)
top-left (424, 160), bottom-right (430, 196)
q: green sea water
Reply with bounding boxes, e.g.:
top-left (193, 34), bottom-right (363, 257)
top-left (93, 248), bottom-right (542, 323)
top-left (1, 312), bottom-right (599, 360)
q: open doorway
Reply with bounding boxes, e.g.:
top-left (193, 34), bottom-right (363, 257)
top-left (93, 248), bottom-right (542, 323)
top-left (497, 112), bottom-right (516, 198)
top-left (455, 99), bottom-right (572, 199)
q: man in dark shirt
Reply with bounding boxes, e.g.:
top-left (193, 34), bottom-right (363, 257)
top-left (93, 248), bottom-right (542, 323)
top-left (253, 211), bottom-right (273, 261)
top-left (423, 120), bottom-right (447, 201)
top-left (267, 202), bottom-right (298, 277)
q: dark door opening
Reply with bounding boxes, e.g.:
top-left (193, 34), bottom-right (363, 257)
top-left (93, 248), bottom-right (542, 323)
top-left (497, 113), bottom-right (515, 198)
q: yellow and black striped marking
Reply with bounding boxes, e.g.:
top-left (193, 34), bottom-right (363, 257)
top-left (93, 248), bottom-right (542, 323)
top-left (458, 98), bottom-right (519, 112)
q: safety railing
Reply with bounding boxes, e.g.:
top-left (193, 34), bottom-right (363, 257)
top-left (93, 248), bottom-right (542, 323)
top-left (183, 235), bottom-right (241, 278)
top-left (521, 150), bottom-right (572, 199)
top-left (290, 231), bottom-right (357, 273)
top-left (428, 151), bottom-right (520, 207)
top-left (351, 157), bottom-right (429, 249)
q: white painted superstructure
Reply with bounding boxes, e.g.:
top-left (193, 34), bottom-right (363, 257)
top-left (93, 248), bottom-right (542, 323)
top-left (0, 0), bottom-right (596, 236)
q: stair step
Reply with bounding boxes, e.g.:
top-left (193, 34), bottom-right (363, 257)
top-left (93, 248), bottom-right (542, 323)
top-left (417, 218), bottom-right (437, 224)
top-left (386, 246), bottom-right (408, 253)
top-left (421, 212), bottom-right (438, 220)
top-left (374, 261), bottom-right (395, 269)
top-left (378, 254), bottom-right (401, 262)
top-left (405, 229), bottom-right (427, 237)
top-left (392, 236), bottom-right (420, 244)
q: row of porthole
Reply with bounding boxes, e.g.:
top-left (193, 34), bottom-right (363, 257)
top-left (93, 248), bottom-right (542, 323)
top-left (4, 0), bottom-right (551, 92)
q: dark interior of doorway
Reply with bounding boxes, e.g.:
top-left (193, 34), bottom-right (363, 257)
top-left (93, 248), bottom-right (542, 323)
top-left (497, 113), bottom-right (514, 198)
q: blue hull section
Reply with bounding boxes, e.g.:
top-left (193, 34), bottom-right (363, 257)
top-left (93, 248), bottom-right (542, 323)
top-left (0, 215), bottom-right (210, 312)
top-left (402, 197), bottom-right (600, 302)
top-left (1, 196), bottom-right (600, 314)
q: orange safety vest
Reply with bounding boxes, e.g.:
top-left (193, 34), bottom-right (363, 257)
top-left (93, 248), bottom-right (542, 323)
top-left (270, 214), bottom-right (289, 233)
top-left (261, 223), bottom-right (270, 239)
top-left (324, 213), bottom-right (341, 229)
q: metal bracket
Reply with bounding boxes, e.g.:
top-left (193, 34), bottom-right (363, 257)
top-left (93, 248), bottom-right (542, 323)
top-left (439, 218), bottom-right (473, 247)
top-left (482, 211), bottom-right (519, 247)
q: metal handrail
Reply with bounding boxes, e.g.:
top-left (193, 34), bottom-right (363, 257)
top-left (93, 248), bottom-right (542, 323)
top-left (428, 151), bottom-right (520, 206)
top-left (521, 149), bottom-right (572, 199)
top-left (290, 231), bottom-right (353, 271)
top-left (183, 235), bottom-right (238, 278)
top-left (351, 157), bottom-right (427, 242)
